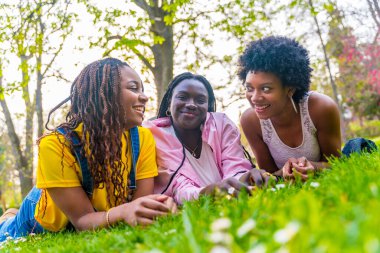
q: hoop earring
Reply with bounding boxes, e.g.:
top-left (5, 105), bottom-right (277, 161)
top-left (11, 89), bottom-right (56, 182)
top-left (290, 96), bottom-right (298, 114)
top-left (166, 110), bottom-right (171, 117)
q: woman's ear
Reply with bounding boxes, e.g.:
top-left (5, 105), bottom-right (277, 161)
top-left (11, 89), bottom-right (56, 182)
top-left (288, 87), bottom-right (296, 97)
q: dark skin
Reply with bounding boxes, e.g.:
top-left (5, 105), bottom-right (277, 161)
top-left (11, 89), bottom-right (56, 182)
top-left (240, 71), bottom-right (341, 181)
top-left (46, 67), bottom-right (177, 231)
top-left (168, 78), bottom-right (273, 196)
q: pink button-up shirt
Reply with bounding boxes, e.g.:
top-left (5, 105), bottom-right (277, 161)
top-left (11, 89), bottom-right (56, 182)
top-left (143, 112), bottom-right (252, 204)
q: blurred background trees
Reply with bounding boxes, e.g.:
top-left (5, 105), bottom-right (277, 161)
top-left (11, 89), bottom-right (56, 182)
top-left (0, 0), bottom-right (378, 203)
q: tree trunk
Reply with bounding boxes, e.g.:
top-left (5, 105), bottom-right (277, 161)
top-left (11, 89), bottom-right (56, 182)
top-left (367, 0), bottom-right (380, 29)
top-left (21, 56), bottom-right (35, 197)
top-left (36, 11), bottom-right (44, 137)
top-left (151, 15), bottom-right (174, 109)
top-left (308, 0), bottom-right (347, 142)
top-left (36, 56), bottom-right (44, 137)
top-left (133, 0), bottom-right (174, 111)
top-left (0, 64), bottom-right (33, 198)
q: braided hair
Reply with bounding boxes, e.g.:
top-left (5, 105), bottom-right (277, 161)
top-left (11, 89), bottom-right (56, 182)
top-left (157, 72), bottom-right (216, 118)
top-left (45, 58), bottom-right (132, 206)
top-left (156, 72), bottom-right (216, 194)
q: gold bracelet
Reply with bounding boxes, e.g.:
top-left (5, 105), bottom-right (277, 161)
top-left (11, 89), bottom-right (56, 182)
top-left (106, 208), bottom-right (113, 227)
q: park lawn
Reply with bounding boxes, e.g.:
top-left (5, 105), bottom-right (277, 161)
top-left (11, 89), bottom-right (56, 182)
top-left (372, 136), bottom-right (380, 147)
top-left (1, 150), bottom-right (380, 253)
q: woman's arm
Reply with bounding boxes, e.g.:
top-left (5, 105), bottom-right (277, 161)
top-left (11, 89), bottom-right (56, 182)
top-left (47, 186), bottom-right (175, 230)
top-left (240, 108), bottom-right (279, 173)
top-left (308, 93), bottom-right (341, 169)
top-left (284, 93), bottom-right (341, 180)
top-left (216, 113), bottom-right (252, 178)
top-left (132, 178), bottom-right (154, 200)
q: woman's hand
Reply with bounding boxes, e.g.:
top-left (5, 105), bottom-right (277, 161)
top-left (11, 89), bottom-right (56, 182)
top-left (201, 177), bottom-right (253, 197)
top-left (282, 157), bottom-right (316, 181)
top-left (239, 169), bottom-right (276, 187)
top-left (116, 194), bottom-right (177, 226)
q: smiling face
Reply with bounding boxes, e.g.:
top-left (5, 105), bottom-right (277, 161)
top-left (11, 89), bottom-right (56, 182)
top-left (169, 78), bottom-right (209, 131)
top-left (119, 66), bottom-right (148, 129)
top-left (244, 71), bottom-right (292, 119)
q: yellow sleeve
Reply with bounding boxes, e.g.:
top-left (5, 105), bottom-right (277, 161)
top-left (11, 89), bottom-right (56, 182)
top-left (36, 133), bottom-right (82, 189)
top-left (135, 127), bottom-right (158, 180)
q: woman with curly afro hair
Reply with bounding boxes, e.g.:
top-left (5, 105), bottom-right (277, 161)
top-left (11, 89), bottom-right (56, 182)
top-left (0, 58), bottom-right (176, 242)
top-left (238, 36), bottom-right (341, 180)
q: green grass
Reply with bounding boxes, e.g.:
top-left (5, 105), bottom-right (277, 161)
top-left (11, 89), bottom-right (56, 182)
top-left (372, 136), bottom-right (380, 147)
top-left (1, 150), bottom-right (380, 253)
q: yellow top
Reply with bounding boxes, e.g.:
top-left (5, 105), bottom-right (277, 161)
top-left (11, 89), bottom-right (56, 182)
top-left (35, 125), bottom-right (158, 232)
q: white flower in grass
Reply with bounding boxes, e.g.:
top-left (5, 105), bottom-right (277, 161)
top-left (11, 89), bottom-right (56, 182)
top-left (211, 218), bottom-right (231, 232)
top-left (365, 238), bottom-right (379, 252)
top-left (210, 245), bottom-right (231, 253)
top-left (163, 229), bottom-right (176, 235)
top-left (13, 237), bottom-right (26, 244)
top-left (273, 221), bottom-right (300, 244)
top-left (369, 183), bottom-right (378, 197)
top-left (14, 247), bottom-right (21, 251)
top-left (147, 249), bottom-right (164, 253)
top-left (247, 243), bottom-right (266, 253)
top-left (275, 246), bottom-right (289, 253)
top-left (270, 188), bottom-right (277, 192)
top-left (275, 184), bottom-right (286, 189)
top-left (209, 231), bottom-right (233, 245)
top-left (310, 182), bottom-right (320, 188)
top-left (237, 218), bottom-right (256, 238)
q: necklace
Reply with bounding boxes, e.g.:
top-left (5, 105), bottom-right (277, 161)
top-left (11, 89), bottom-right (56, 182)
top-left (183, 141), bottom-right (201, 158)
top-left (171, 123), bottom-right (202, 158)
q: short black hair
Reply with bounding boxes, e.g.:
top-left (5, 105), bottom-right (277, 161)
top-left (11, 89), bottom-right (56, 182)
top-left (157, 72), bottom-right (216, 118)
top-left (238, 36), bottom-right (312, 103)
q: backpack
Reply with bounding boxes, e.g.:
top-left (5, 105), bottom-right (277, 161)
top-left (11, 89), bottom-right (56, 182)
top-left (56, 126), bottom-right (140, 198)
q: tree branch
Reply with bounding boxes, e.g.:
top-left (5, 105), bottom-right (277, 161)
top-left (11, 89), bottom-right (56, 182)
top-left (174, 24), bottom-right (186, 51)
top-left (131, 48), bottom-right (154, 72)
top-left (42, 38), bottom-right (65, 77)
top-left (132, 0), bottom-right (154, 17)
top-left (173, 10), bottom-right (214, 24)
top-left (367, 0), bottom-right (380, 29)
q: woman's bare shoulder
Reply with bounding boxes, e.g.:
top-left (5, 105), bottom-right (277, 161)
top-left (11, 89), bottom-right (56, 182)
top-left (240, 108), bottom-right (262, 136)
top-left (308, 92), bottom-right (340, 127)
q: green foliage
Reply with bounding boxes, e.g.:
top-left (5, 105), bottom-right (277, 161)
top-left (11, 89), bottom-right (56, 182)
top-left (1, 151), bottom-right (380, 252)
top-left (0, 0), bottom-right (76, 198)
top-left (347, 120), bottom-right (380, 139)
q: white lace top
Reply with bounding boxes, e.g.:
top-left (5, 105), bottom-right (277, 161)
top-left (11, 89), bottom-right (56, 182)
top-left (259, 94), bottom-right (321, 169)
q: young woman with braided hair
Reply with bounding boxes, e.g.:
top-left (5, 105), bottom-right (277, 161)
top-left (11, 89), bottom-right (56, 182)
top-left (144, 72), bottom-right (273, 204)
top-left (0, 58), bottom-right (176, 241)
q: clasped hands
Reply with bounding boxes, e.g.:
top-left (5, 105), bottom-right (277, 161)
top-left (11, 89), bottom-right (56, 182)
top-left (282, 156), bottom-right (316, 181)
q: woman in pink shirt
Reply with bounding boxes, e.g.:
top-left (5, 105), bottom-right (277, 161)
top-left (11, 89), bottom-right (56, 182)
top-left (144, 72), bottom-right (272, 204)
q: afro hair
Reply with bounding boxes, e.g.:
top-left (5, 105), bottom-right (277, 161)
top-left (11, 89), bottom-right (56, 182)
top-left (238, 36), bottom-right (313, 103)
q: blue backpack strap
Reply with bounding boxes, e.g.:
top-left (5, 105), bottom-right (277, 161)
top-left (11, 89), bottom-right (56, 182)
top-left (56, 127), bottom-right (93, 197)
top-left (129, 126), bottom-right (140, 190)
